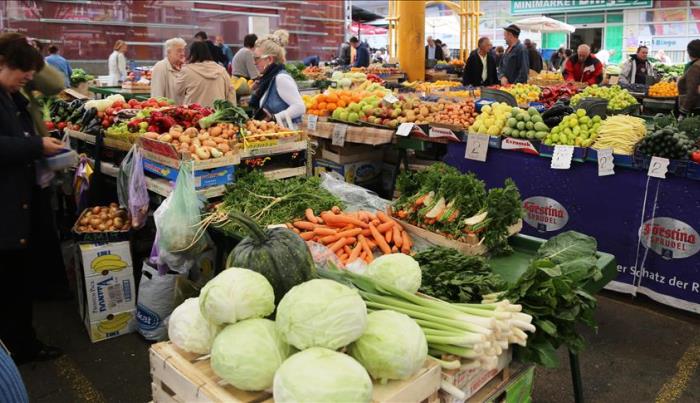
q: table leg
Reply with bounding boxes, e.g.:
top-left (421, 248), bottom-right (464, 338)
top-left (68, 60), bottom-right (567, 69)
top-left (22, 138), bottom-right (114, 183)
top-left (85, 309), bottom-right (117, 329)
top-left (569, 349), bottom-right (584, 403)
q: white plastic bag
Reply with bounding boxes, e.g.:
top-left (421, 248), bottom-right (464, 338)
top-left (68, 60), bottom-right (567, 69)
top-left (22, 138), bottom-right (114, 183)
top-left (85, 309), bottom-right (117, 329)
top-left (136, 259), bottom-right (177, 341)
top-left (320, 172), bottom-right (390, 213)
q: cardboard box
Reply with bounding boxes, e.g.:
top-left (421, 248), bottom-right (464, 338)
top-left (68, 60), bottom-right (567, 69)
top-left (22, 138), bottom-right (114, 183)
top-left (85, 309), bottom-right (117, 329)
top-left (83, 269), bottom-right (136, 322)
top-left (313, 159), bottom-right (383, 184)
top-left (143, 158), bottom-right (235, 189)
top-left (78, 242), bottom-right (133, 277)
top-left (320, 142), bottom-right (384, 164)
top-left (86, 309), bottom-right (137, 343)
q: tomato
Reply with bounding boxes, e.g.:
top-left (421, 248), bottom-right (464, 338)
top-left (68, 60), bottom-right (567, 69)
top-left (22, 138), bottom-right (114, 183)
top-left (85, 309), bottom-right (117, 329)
top-left (96, 111), bottom-right (104, 119)
top-left (158, 100), bottom-right (169, 107)
top-left (102, 119), bottom-right (111, 128)
top-left (105, 107), bottom-right (114, 115)
top-left (128, 99), bottom-right (138, 107)
top-left (692, 151), bottom-right (700, 163)
top-left (44, 121), bottom-right (55, 130)
top-left (57, 122), bottom-right (67, 130)
top-left (112, 101), bottom-right (124, 108)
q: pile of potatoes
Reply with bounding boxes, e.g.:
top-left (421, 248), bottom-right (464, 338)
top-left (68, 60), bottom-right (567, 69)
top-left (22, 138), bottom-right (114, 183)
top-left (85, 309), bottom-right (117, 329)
top-left (143, 123), bottom-right (238, 160)
top-left (242, 120), bottom-right (298, 141)
top-left (76, 204), bottom-right (131, 233)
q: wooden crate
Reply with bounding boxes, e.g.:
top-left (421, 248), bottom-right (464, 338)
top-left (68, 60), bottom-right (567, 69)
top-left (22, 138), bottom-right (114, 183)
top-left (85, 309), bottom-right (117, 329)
top-left (395, 219), bottom-right (523, 256)
top-left (302, 116), bottom-right (395, 146)
top-left (150, 342), bottom-right (441, 403)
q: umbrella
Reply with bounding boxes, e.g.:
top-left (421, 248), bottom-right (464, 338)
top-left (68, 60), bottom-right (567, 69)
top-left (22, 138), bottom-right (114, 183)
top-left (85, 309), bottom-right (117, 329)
top-left (513, 16), bottom-right (576, 33)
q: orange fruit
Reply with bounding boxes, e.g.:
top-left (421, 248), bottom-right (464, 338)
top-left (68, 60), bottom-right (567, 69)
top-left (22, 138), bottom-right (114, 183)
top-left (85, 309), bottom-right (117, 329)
top-left (337, 100), bottom-right (347, 107)
top-left (318, 102), bottom-right (327, 110)
top-left (327, 103), bottom-right (337, 111)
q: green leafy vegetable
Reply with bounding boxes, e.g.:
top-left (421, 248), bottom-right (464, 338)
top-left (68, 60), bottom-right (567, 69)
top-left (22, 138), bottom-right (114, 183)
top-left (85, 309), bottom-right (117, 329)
top-left (70, 68), bottom-right (94, 86)
top-left (198, 99), bottom-right (249, 129)
top-left (499, 231), bottom-right (602, 367)
top-left (482, 179), bottom-right (523, 255)
top-left (285, 62), bottom-right (307, 82)
top-left (414, 247), bottom-right (505, 303)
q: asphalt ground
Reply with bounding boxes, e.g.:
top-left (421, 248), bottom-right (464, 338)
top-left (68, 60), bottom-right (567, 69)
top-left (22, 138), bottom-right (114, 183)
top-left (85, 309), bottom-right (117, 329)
top-left (17, 291), bottom-right (700, 403)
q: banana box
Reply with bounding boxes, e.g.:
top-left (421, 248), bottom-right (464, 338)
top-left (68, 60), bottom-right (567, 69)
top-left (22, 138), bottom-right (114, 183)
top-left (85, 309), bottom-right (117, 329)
top-left (78, 242), bottom-right (133, 278)
top-left (86, 310), bottom-right (136, 343)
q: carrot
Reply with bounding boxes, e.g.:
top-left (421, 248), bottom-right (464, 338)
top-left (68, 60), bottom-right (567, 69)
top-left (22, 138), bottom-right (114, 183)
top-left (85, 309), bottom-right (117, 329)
top-left (300, 232), bottom-right (314, 241)
top-left (340, 224), bottom-right (355, 231)
top-left (293, 221), bottom-right (315, 231)
top-left (361, 228), bottom-right (372, 237)
top-left (385, 228), bottom-right (393, 243)
top-left (286, 223), bottom-right (294, 229)
top-left (370, 223), bottom-right (392, 255)
top-left (367, 212), bottom-right (378, 221)
top-left (360, 251), bottom-right (367, 261)
top-left (370, 219), bottom-right (381, 227)
top-left (401, 231), bottom-right (412, 253)
top-left (348, 243), bottom-right (363, 263)
top-left (304, 208), bottom-right (318, 224)
top-left (376, 211), bottom-right (392, 224)
top-left (393, 225), bottom-right (403, 248)
top-left (376, 221), bottom-right (394, 233)
top-left (331, 206), bottom-right (341, 214)
top-left (313, 227), bottom-right (337, 236)
top-left (320, 212), bottom-right (368, 228)
top-left (320, 234), bottom-right (339, 244)
top-left (391, 245), bottom-right (399, 253)
top-left (359, 235), bottom-right (373, 262)
top-left (336, 228), bottom-right (363, 238)
top-left (358, 211), bottom-right (368, 223)
top-left (343, 245), bottom-right (352, 255)
top-left (397, 210), bottom-right (408, 219)
top-left (329, 238), bottom-right (347, 252)
top-left (367, 239), bottom-right (377, 250)
top-left (292, 228), bottom-right (300, 234)
top-left (414, 193), bottom-right (429, 206)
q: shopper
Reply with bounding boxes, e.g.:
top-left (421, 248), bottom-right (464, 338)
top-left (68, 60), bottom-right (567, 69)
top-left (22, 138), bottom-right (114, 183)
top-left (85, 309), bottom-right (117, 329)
top-left (655, 49), bottom-right (671, 64)
top-left (549, 48), bottom-right (565, 71)
top-left (425, 36), bottom-right (444, 64)
top-left (250, 30), bottom-right (305, 126)
top-left (350, 37), bottom-right (370, 68)
top-left (215, 35), bottom-right (233, 67)
top-left (499, 25), bottom-right (529, 85)
top-left (463, 37), bottom-right (497, 87)
top-left (678, 39), bottom-right (700, 116)
top-left (563, 44), bottom-right (603, 85)
top-left (0, 346), bottom-right (28, 402)
top-left (619, 46), bottom-right (654, 85)
top-left (337, 40), bottom-right (351, 66)
top-left (151, 37), bottom-right (186, 104)
top-left (493, 46), bottom-right (505, 68)
top-left (176, 41), bottom-right (235, 108)
top-left (194, 31), bottom-right (228, 66)
top-left (44, 45), bottom-right (72, 88)
top-left (0, 32), bottom-right (65, 364)
top-left (436, 39), bottom-right (450, 62)
top-left (524, 39), bottom-right (543, 73)
top-left (108, 40), bottom-right (128, 84)
top-left (231, 34), bottom-right (259, 80)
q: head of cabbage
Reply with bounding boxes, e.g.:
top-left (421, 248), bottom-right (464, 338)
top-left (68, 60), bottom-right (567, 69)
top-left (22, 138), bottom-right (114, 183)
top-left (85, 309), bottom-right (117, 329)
top-left (211, 319), bottom-right (293, 391)
top-left (199, 268), bottom-right (275, 326)
top-left (273, 347), bottom-right (372, 403)
top-left (366, 253), bottom-right (422, 294)
top-left (349, 310), bottom-right (427, 383)
top-left (276, 279), bottom-right (367, 350)
top-left (168, 297), bottom-right (220, 354)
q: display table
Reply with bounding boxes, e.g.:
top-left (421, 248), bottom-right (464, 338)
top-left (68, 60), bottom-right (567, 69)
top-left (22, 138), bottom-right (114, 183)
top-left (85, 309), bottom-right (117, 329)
top-left (443, 143), bottom-right (700, 314)
top-left (89, 86), bottom-right (150, 101)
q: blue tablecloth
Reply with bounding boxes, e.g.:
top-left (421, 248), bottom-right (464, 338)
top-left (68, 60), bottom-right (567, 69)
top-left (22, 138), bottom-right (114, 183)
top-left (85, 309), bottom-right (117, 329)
top-left (444, 143), bottom-right (700, 314)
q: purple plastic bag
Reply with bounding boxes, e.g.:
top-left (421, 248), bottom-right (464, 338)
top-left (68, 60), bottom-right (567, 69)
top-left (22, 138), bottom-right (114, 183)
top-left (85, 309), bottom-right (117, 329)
top-left (128, 147), bottom-right (149, 229)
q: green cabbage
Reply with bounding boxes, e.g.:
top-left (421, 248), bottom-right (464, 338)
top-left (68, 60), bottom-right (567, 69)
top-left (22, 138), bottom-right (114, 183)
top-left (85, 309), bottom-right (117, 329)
top-left (276, 279), bottom-right (367, 350)
top-left (168, 298), bottom-right (220, 354)
top-left (349, 310), bottom-right (428, 382)
top-left (211, 319), bottom-right (293, 391)
top-left (366, 253), bottom-right (422, 294)
top-left (273, 347), bottom-right (372, 402)
top-left (199, 268), bottom-right (275, 325)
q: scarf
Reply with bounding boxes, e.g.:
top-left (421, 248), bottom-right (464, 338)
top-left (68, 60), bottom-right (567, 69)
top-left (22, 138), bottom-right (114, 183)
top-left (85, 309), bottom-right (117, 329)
top-left (249, 62), bottom-right (286, 111)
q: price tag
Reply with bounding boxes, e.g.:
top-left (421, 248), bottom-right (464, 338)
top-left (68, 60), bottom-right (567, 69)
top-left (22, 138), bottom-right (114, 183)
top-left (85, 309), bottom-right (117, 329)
top-left (550, 145), bottom-right (574, 170)
top-left (332, 124), bottom-right (347, 146)
top-left (307, 115), bottom-right (318, 133)
top-left (647, 156), bottom-right (670, 178)
top-left (465, 134), bottom-right (489, 162)
top-left (396, 122), bottom-right (414, 137)
top-left (383, 93), bottom-right (399, 104)
top-left (596, 148), bottom-right (615, 176)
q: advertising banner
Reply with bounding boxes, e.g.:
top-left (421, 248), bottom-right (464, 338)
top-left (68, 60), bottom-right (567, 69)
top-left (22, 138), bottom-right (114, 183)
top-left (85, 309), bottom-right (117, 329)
top-left (511, 0), bottom-right (653, 15)
top-left (444, 144), bottom-right (700, 314)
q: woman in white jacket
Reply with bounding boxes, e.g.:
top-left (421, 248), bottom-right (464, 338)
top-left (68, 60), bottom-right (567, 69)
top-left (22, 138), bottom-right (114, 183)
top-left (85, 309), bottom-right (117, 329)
top-left (108, 40), bottom-right (128, 84)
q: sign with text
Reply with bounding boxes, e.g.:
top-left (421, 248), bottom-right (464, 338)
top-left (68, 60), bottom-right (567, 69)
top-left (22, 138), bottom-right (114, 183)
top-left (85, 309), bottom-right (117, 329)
top-left (522, 196), bottom-right (569, 232)
top-left (306, 115), bottom-right (318, 133)
top-left (511, 0), bottom-right (652, 15)
top-left (396, 122), bottom-right (414, 137)
top-left (639, 217), bottom-right (700, 259)
top-left (648, 156), bottom-right (670, 179)
top-left (465, 134), bottom-right (489, 162)
top-left (332, 124), bottom-right (347, 147)
top-left (550, 145), bottom-right (574, 170)
top-left (597, 148), bottom-right (615, 176)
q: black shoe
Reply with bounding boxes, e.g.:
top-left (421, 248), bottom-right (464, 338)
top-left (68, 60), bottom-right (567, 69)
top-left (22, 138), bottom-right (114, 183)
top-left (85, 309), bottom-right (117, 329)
top-left (14, 341), bottom-right (63, 365)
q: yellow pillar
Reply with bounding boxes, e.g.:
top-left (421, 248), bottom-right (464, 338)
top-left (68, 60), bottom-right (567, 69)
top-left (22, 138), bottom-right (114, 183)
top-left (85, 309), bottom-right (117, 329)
top-left (397, 0), bottom-right (425, 81)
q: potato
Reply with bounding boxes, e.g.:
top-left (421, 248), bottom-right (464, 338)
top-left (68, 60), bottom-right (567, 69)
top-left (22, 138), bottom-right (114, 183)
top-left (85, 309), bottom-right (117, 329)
top-left (109, 202), bottom-right (118, 209)
top-left (183, 127), bottom-right (198, 138)
top-left (105, 219), bottom-right (114, 227)
top-left (98, 223), bottom-right (107, 231)
top-left (85, 211), bottom-right (93, 217)
top-left (180, 135), bottom-right (191, 144)
top-left (170, 125), bottom-right (183, 132)
top-left (91, 206), bottom-right (101, 214)
top-left (197, 133), bottom-right (210, 141)
top-left (195, 146), bottom-right (211, 160)
top-left (78, 225), bottom-right (87, 232)
top-left (108, 225), bottom-right (116, 231)
top-left (114, 217), bottom-right (124, 227)
top-left (203, 140), bottom-right (217, 148)
top-left (80, 218), bottom-right (90, 226)
top-left (158, 134), bottom-right (172, 143)
top-left (217, 143), bottom-right (230, 153)
top-left (209, 126), bottom-right (222, 137)
top-left (99, 212), bottom-right (108, 220)
top-left (144, 132), bottom-right (159, 140)
top-left (89, 218), bottom-right (101, 227)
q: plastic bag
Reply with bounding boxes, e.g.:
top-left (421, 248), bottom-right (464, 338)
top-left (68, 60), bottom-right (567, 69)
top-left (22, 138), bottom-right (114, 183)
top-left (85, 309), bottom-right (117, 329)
top-left (73, 156), bottom-right (93, 213)
top-left (136, 259), bottom-right (177, 341)
top-left (154, 162), bottom-right (205, 271)
top-left (127, 147), bottom-right (149, 229)
top-left (117, 146), bottom-right (137, 208)
top-left (320, 172), bottom-right (390, 213)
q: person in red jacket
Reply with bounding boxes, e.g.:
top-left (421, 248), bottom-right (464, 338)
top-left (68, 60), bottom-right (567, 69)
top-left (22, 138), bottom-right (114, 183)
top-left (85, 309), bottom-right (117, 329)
top-left (563, 44), bottom-right (603, 85)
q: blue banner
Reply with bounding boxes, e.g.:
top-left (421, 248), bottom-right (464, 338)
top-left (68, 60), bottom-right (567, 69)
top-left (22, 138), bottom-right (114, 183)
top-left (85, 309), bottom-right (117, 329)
top-left (444, 144), bottom-right (700, 313)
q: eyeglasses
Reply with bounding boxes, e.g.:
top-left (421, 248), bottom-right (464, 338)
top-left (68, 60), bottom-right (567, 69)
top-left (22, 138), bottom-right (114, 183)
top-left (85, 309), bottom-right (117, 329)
top-left (254, 55), bottom-right (272, 62)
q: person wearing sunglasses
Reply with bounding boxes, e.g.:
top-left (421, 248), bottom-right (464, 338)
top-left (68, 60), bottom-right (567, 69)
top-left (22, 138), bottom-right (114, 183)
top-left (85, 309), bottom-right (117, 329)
top-left (249, 30), bottom-right (305, 128)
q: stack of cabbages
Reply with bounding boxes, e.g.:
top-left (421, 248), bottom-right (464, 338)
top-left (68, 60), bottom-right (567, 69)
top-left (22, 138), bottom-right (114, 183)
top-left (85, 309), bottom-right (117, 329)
top-left (167, 254), bottom-right (427, 403)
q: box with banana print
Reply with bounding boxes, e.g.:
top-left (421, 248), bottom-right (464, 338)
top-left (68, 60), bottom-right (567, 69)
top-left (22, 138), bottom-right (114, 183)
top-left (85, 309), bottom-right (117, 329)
top-left (76, 241), bottom-right (136, 342)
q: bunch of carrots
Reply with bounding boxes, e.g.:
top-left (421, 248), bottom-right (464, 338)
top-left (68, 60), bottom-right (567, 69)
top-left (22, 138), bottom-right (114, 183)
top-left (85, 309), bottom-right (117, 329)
top-left (286, 207), bottom-right (413, 265)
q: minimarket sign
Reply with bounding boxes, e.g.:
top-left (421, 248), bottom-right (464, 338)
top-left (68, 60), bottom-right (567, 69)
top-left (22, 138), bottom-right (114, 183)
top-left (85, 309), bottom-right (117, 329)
top-left (511, 0), bottom-right (653, 15)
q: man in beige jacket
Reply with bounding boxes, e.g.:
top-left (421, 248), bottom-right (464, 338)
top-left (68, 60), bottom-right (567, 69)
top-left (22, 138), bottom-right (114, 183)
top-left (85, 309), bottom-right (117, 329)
top-left (151, 37), bottom-right (186, 104)
top-left (176, 41), bottom-right (235, 107)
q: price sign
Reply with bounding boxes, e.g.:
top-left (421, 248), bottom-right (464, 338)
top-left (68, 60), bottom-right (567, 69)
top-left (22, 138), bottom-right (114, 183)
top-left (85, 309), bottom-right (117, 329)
top-left (383, 93), bottom-right (399, 104)
top-left (648, 156), bottom-right (670, 178)
top-left (307, 115), bottom-right (318, 133)
top-left (596, 148), bottom-right (615, 176)
top-left (551, 145), bottom-right (574, 170)
top-left (465, 134), bottom-right (489, 162)
top-left (332, 124), bottom-right (348, 146)
top-left (396, 122), bottom-right (414, 137)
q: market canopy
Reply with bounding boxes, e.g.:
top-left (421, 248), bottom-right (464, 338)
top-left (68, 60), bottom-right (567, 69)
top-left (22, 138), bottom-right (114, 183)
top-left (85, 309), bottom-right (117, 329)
top-left (351, 6), bottom-right (384, 23)
top-left (513, 16), bottom-right (576, 33)
top-left (351, 22), bottom-right (388, 36)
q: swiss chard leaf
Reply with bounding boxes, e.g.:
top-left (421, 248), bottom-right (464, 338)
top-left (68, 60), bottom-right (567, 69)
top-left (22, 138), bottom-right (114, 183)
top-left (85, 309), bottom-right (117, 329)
top-left (536, 231), bottom-right (597, 264)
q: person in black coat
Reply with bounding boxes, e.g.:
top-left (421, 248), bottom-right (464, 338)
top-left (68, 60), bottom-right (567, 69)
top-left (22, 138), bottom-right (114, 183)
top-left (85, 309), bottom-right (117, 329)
top-left (463, 37), bottom-right (498, 87)
top-left (0, 33), bottom-right (65, 364)
top-left (425, 36), bottom-right (444, 63)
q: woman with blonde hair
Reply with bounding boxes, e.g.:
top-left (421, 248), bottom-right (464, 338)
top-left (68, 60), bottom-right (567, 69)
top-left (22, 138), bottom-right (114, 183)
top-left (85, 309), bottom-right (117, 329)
top-left (108, 39), bottom-right (128, 84)
top-left (250, 30), bottom-right (305, 127)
